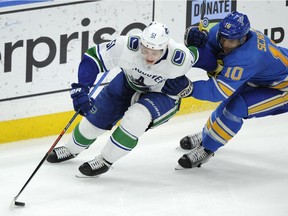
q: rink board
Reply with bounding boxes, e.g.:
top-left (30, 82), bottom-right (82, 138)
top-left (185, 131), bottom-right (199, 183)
top-left (1, 0), bottom-right (287, 144)
top-left (0, 98), bottom-right (218, 144)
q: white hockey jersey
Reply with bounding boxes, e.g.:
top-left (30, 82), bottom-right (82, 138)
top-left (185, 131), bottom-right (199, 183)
top-left (84, 35), bottom-right (198, 93)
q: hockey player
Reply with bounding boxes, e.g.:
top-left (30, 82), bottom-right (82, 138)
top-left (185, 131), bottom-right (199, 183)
top-left (162, 11), bottom-right (288, 169)
top-left (46, 21), bottom-right (217, 177)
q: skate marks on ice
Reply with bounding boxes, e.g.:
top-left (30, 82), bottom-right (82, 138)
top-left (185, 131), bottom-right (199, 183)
top-left (1, 112), bottom-right (288, 216)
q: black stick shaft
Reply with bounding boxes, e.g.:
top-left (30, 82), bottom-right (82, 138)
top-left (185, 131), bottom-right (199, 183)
top-left (13, 71), bottom-right (109, 202)
top-left (199, 0), bottom-right (206, 31)
top-left (13, 111), bottom-right (79, 201)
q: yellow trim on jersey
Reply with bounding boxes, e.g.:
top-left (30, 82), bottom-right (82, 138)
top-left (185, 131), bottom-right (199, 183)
top-left (248, 92), bottom-right (288, 115)
top-left (217, 81), bottom-right (234, 97)
top-left (269, 80), bottom-right (288, 90)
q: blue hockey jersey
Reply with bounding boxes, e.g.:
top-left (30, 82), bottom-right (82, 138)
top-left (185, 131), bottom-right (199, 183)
top-left (192, 23), bottom-right (288, 102)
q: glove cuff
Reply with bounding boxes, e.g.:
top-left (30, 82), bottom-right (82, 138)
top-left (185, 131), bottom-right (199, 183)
top-left (71, 83), bottom-right (90, 93)
top-left (178, 79), bottom-right (193, 98)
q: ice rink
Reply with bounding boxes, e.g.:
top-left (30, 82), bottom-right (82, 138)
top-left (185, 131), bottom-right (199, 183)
top-left (1, 111), bottom-right (288, 216)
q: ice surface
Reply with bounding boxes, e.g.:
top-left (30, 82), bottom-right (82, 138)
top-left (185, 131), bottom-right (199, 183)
top-left (1, 111), bottom-right (288, 216)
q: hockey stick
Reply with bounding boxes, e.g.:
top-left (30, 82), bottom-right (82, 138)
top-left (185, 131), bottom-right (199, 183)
top-left (198, 0), bottom-right (208, 31)
top-left (10, 70), bottom-right (109, 209)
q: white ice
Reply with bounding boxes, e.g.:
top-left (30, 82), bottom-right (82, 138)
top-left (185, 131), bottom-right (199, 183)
top-left (1, 111), bottom-right (288, 216)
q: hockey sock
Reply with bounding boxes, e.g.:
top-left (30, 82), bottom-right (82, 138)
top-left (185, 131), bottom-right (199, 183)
top-left (66, 123), bottom-right (96, 155)
top-left (101, 103), bottom-right (151, 163)
top-left (101, 125), bottom-right (138, 163)
top-left (67, 117), bottom-right (107, 155)
top-left (202, 95), bottom-right (247, 152)
top-left (202, 108), bottom-right (243, 152)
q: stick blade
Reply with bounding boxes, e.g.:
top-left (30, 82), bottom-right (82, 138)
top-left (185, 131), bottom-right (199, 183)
top-left (10, 198), bottom-right (25, 210)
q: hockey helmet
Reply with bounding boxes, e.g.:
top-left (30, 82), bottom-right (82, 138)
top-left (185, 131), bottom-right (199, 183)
top-left (218, 11), bottom-right (250, 40)
top-left (141, 21), bottom-right (170, 50)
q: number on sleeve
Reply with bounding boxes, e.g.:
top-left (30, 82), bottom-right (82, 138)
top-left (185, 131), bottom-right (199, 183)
top-left (224, 66), bottom-right (243, 80)
top-left (268, 45), bottom-right (288, 67)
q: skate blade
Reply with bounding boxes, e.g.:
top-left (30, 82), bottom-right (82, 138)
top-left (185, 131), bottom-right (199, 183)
top-left (9, 198), bottom-right (25, 210)
top-left (175, 163), bottom-right (204, 170)
top-left (176, 146), bottom-right (189, 151)
top-left (75, 171), bottom-right (100, 178)
top-left (175, 164), bottom-right (186, 170)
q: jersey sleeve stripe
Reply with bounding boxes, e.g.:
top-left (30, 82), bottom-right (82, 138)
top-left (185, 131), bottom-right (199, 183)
top-left (216, 80), bottom-right (235, 97)
top-left (212, 78), bottom-right (232, 99)
top-left (95, 44), bottom-right (108, 72)
top-left (187, 46), bottom-right (199, 65)
top-left (84, 53), bottom-right (103, 71)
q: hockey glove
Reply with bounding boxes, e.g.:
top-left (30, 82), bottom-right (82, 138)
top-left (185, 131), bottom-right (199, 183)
top-left (207, 60), bottom-right (223, 78)
top-left (184, 26), bottom-right (208, 48)
top-left (70, 83), bottom-right (93, 116)
top-left (162, 75), bottom-right (193, 98)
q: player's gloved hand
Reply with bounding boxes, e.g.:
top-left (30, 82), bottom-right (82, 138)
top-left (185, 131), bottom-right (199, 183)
top-left (207, 60), bottom-right (223, 78)
top-left (162, 75), bottom-right (193, 98)
top-left (184, 26), bottom-right (208, 48)
top-left (70, 83), bottom-right (93, 116)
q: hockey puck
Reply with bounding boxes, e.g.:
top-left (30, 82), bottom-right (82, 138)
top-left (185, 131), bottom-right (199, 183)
top-left (15, 201), bottom-right (25, 207)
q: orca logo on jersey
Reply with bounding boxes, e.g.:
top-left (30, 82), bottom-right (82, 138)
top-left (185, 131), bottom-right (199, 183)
top-left (172, 49), bottom-right (186, 66)
top-left (128, 36), bottom-right (140, 51)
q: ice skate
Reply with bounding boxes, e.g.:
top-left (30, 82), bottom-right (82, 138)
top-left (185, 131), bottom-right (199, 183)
top-left (176, 145), bottom-right (214, 170)
top-left (76, 155), bottom-right (112, 178)
top-left (46, 146), bottom-right (77, 163)
top-left (179, 132), bottom-right (202, 150)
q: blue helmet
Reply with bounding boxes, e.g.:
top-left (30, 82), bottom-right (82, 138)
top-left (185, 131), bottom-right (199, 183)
top-left (218, 11), bottom-right (250, 40)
